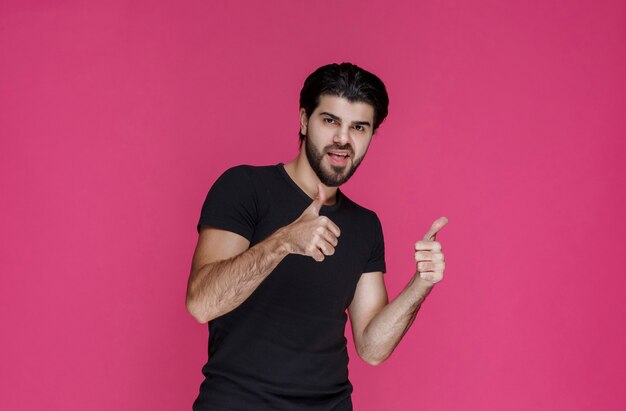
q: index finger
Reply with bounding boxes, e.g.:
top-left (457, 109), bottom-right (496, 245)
top-left (422, 216), bottom-right (449, 241)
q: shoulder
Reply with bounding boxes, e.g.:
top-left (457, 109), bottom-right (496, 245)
top-left (217, 164), bottom-right (280, 182)
top-left (209, 164), bottom-right (280, 191)
top-left (198, 165), bottom-right (279, 235)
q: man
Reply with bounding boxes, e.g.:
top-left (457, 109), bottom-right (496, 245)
top-left (186, 63), bottom-right (447, 410)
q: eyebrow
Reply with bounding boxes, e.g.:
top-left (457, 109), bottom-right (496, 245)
top-left (319, 112), bottom-right (372, 128)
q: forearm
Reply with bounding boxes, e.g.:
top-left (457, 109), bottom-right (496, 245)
top-left (358, 274), bottom-right (434, 364)
top-left (186, 231), bottom-right (289, 323)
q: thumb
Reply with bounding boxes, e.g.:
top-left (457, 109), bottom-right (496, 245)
top-left (423, 216), bottom-right (449, 241)
top-left (306, 183), bottom-right (327, 216)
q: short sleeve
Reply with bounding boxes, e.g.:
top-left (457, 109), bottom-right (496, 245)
top-left (363, 213), bottom-right (386, 274)
top-left (197, 166), bottom-right (257, 241)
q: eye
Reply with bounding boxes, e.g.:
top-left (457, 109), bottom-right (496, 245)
top-left (324, 117), bottom-right (336, 125)
top-left (353, 124), bottom-right (364, 132)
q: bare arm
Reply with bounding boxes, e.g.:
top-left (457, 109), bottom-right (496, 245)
top-left (348, 272), bottom-right (436, 365)
top-left (186, 227), bottom-right (288, 323)
top-left (186, 184), bottom-right (341, 323)
top-left (348, 217), bottom-right (448, 365)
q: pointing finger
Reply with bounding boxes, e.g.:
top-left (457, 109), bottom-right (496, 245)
top-left (423, 217), bottom-right (449, 241)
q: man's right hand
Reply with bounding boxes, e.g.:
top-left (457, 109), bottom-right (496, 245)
top-left (278, 183), bottom-right (341, 262)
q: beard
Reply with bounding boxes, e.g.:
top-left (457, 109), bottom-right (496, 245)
top-left (304, 137), bottom-right (365, 187)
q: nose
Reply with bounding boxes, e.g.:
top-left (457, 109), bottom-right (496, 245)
top-left (333, 125), bottom-right (350, 145)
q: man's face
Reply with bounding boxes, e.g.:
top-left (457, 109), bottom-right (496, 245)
top-left (301, 94), bottom-right (375, 187)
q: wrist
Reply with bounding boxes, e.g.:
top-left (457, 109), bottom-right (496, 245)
top-left (268, 227), bottom-right (292, 257)
top-left (413, 272), bottom-right (436, 290)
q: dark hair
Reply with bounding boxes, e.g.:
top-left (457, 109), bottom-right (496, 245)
top-left (299, 63), bottom-right (389, 144)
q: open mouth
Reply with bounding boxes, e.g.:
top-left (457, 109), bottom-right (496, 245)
top-left (327, 151), bottom-right (350, 166)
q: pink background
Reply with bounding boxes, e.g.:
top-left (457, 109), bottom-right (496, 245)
top-left (2, 1), bottom-right (625, 410)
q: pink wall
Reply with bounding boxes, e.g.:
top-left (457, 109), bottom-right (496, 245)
top-left (2, 1), bottom-right (625, 409)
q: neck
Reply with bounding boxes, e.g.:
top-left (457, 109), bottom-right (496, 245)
top-left (283, 149), bottom-right (338, 205)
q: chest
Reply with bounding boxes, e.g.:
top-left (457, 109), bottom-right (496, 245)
top-left (248, 196), bottom-right (373, 314)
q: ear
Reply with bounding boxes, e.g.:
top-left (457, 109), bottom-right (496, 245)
top-left (299, 108), bottom-right (308, 135)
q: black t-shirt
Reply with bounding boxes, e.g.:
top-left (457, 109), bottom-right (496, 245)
top-left (193, 164), bottom-right (385, 411)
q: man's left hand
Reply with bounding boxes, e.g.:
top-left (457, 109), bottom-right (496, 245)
top-left (414, 217), bottom-right (448, 284)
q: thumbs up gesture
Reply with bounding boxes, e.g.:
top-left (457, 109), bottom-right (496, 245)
top-left (280, 184), bottom-right (342, 262)
top-left (414, 217), bottom-right (448, 284)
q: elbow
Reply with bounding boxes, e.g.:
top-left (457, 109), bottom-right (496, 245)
top-left (357, 347), bottom-right (389, 366)
top-left (363, 357), bottom-right (383, 366)
top-left (190, 311), bottom-right (210, 324)
top-left (361, 354), bottom-right (386, 366)
top-left (186, 295), bottom-right (211, 324)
